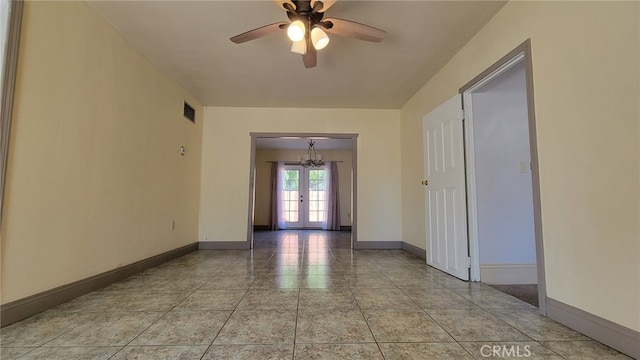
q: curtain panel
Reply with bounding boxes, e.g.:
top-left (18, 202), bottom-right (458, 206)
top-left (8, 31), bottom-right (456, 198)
top-left (323, 161), bottom-right (341, 231)
top-left (268, 162), bottom-right (278, 230)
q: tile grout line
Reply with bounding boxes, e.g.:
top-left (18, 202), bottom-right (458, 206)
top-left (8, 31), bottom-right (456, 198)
top-left (3, 232), bottom-right (628, 359)
top-left (106, 278), bottom-right (205, 358)
top-left (392, 267), bottom-right (489, 359)
top-left (291, 281), bottom-right (301, 360)
top-left (344, 268), bottom-right (386, 359)
top-left (198, 255), bottom-right (256, 359)
top-left (3, 313), bottom-right (90, 359)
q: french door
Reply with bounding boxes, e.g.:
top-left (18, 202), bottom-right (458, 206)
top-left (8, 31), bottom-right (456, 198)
top-left (283, 165), bottom-right (327, 229)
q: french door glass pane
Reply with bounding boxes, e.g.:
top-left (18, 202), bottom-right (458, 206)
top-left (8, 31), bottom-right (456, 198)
top-left (308, 169), bottom-right (326, 223)
top-left (284, 170), bottom-right (300, 222)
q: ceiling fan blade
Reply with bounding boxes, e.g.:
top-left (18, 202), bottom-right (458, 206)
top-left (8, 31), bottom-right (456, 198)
top-left (230, 22), bottom-right (288, 44)
top-left (302, 46), bottom-right (317, 68)
top-left (312, 0), bottom-right (336, 12)
top-left (272, 0), bottom-right (295, 11)
top-left (323, 17), bottom-right (386, 42)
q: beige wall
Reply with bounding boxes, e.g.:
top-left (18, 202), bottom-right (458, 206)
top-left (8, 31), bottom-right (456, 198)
top-left (1, 1), bottom-right (203, 303)
top-left (401, 1), bottom-right (639, 331)
top-left (199, 107), bottom-right (401, 243)
top-left (254, 149), bottom-right (352, 227)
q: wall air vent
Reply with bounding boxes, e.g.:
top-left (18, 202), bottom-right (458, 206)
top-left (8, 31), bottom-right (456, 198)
top-left (183, 102), bottom-right (195, 123)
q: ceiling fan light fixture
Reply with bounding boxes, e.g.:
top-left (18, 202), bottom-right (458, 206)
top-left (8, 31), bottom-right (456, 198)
top-left (311, 27), bottom-right (330, 50)
top-left (287, 20), bottom-right (306, 42)
top-left (291, 39), bottom-right (307, 55)
top-left (229, 0), bottom-right (386, 69)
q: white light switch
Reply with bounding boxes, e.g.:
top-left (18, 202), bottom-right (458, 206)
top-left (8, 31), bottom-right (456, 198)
top-left (519, 161), bottom-right (528, 173)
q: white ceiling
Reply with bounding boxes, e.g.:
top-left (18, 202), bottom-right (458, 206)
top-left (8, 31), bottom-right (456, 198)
top-left (88, 0), bottom-right (506, 109)
top-left (256, 137), bottom-right (352, 150)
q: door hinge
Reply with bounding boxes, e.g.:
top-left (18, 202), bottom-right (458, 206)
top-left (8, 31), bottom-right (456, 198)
top-left (466, 257), bottom-right (471, 268)
top-left (458, 109), bottom-right (465, 121)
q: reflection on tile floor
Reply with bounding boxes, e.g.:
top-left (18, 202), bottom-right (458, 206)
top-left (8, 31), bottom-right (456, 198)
top-left (0, 231), bottom-right (632, 359)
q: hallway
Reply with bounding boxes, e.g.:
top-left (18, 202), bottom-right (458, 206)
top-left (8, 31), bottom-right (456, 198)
top-left (0, 231), bottom-right (630, 359)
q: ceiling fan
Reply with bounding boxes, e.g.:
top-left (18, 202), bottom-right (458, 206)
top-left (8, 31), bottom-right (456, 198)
top-left (230, 0), bottom-right (386, 69)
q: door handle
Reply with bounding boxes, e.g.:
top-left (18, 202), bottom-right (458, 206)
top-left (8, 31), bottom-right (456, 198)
top-left (421, 180), bottom-right (429, 186)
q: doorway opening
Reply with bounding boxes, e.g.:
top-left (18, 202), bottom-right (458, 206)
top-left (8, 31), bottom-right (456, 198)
top-left (247, 133), bottom-right (358, 249)
top-left (461, 40), bottom-right (546, 313)
top-left (422, 40), bottom-right (546, 314)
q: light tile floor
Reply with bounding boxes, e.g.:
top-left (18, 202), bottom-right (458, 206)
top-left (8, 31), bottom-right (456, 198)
top-left (0, 230), bottom-right (632, 359)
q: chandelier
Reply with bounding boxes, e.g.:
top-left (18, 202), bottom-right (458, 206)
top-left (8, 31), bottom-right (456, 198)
top-left (299, 140), bottom-right (325, 168)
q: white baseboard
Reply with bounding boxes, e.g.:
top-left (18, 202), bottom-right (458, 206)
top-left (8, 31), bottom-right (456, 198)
top-left (199, 241), bottom-right (250, 250)
top-left (1, 243), bottom-right (198, 327)
top-left (480, 263), bottom-right (537, 284)
top-left (402, 242), bottom-right (426, 259)
top-left (547, 297), bottom-right (640, 359)
top-left (354, 241), bottom-right (402, 250)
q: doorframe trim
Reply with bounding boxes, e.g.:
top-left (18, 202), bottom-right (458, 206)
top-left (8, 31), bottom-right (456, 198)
top-left (461, 52), bottom-right (525, 282)
top-left (459, 39), bottom-right (548, 316)
top-left (0, 0), bottom-right (24, 231)
top-left (248, 132), bottom-right (358, 248)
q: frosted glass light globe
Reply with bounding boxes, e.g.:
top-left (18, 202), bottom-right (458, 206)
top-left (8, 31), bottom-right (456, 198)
top-left (287, 20), bottom-right (305, 42)
top-left (311, 27), bottom-right (329, 50)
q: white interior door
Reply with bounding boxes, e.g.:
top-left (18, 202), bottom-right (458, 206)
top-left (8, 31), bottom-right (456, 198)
top-left (423, 95), bottom-right (469, 280)
top-left (283, 165), bottom-right (327, 229)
